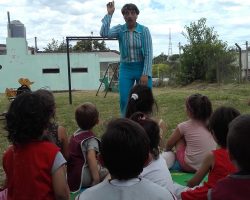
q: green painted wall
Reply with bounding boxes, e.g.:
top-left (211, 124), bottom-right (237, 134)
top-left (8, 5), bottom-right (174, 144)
top-left (0, 38), bottom-right (119, 93)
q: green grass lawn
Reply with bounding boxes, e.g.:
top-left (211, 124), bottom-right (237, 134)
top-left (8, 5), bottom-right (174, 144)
top-left (1, 83), bottom-right (250, 186)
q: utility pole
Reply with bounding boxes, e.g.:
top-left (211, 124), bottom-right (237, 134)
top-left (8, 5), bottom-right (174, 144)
top-left (235, 43), bottom-right (242, 83)
top-left (178, 42), bottom-right (181, 56)
top-left (7, 11), bottom-right (11, 37)
top-left (168, 28), bottom-right (172, 61)
top-left (246, 41), bottom-right (249, 81)
top-left (91, 31), bottom-right (93, 51)
top-left (34, 37), bottom-right (38, 53)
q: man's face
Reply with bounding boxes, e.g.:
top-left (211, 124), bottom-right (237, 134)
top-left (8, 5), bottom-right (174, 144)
top-left (123, 10), bottom-right (138, 28)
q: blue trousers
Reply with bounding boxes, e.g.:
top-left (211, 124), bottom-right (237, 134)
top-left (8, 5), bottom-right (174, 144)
top-left (119, 62), bottom-right (152, 116)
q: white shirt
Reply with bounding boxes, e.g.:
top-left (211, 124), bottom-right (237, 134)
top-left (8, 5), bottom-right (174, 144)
top-left (140, 155), bottom-right (175, 193)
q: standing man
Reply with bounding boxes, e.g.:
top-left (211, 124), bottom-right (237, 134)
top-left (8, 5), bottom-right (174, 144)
top-left (100, 1), bottom-right (153, 116)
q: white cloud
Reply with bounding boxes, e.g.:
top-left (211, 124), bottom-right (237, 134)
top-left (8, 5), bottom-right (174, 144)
top-left (0, 0), bottom-right (249, 56)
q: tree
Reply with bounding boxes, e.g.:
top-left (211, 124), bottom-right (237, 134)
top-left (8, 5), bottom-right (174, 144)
top-left (179, 18), bottom-right (237, 84)
top-left (44, 39), bottom-right (109, 52)
top-left (72, 40), bottom-right (109, 52)
top-left (73, 40), bottom-right (92, 52)
top-left (93, 40), bottom-right (109, 51)
top-left (153, 53), bottom-right (168, 64)
top-left (152, 63), bottom-right (169, 78)
top-left (169, 54), bottom-right (180, 62)
top-left (43, 38), bottom-right (71, 52)
top-left (43, 38), bottom-right (59, 52)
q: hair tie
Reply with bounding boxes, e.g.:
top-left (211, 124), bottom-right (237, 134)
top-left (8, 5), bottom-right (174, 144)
top-left (138, 116), bottom-right (146, 122)
top-left (131, 93), bottom-right (139, 101)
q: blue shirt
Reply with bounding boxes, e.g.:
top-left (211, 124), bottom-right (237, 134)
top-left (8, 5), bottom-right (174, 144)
top-left (100, 14), bottom-right (153, 77)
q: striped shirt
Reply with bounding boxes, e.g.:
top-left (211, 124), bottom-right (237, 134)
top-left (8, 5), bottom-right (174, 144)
top-left (100, 14), bottom-right (153, 77)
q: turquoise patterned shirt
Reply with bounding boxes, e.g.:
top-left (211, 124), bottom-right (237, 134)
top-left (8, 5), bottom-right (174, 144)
top-left (100, 14), bottom-right (153, 77)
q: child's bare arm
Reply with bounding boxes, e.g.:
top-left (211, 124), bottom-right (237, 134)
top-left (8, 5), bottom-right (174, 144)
top-left (166, 127), bottom-right (183, 151)
top-left (158, 119), bottom-right (167, 150)
top-left (52, 164), bottom-right (70, 200)
top-left (58, 126), bottom-right (69, 160)
top-left (87, 149), bottom-right (100, 185)
top-left (187, 152), bottom-right (214, 187)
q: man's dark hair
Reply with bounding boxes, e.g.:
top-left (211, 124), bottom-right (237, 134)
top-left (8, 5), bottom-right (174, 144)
top-left (75, 102), bottom-right (99, 130)
top-left (228, 114), bottom-right (250, 171)
top-left (121, 3), bottom-right (140, 15)
top-left (101, 118), bottom-right (149, 180)
top-left (5, 92), bottom-right (53, 144)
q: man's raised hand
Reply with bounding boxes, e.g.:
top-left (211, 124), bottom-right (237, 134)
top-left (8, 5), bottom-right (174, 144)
top-left (107, 1), bottom-right (115, 15)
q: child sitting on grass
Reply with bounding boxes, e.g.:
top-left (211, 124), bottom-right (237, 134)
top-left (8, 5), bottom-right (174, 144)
top-left (34, 89), bottom-right (69, 160)
top-left (130, 112), bottom-right (175, 194)
top-left (2, 92), bottom-right (69, 200)
top-left (67, 102), bottom-right (108, 192)
top-left (125, 84), bottom-right (168, 153)
top-left (208, 114), bottom-right (250, 200)
top-left (181, 106), bottom-right (239, 200)
top-left (77, 118), bottom-right (175, 200)
top-left (163, 93), bottom-right (216, 172)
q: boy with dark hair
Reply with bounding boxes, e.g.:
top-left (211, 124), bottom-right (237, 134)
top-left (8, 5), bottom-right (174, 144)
top-left (77, 118), bottom-right (175, 200)
top-left (208, 114), bottom-right (250, 200)
top-left (67, 103), bottom-right (108, 192)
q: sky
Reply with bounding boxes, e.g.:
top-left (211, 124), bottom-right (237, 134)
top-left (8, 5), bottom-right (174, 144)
top-left (0, 0), bottom-right (250, 56)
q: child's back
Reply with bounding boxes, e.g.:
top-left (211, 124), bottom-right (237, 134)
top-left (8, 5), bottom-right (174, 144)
top-left (67, 103), bottom-right (108, 192)
top-left (34, 89), bottom-right (69, 160)
top-left (3, 92), bottom-right (69, 200)
top-left (125, 84), bottom-right (168, 151)
top-left (165, 93), bottom-right (216, 172)
top-left (181, 106), bottom-right (240, 200)
top-left (67, 129), bottom-right (102, 191)
top-left (208, 114), bottom-right (250, 200)
top-left (130, 112), bottom-right (174, 193)
top-left (3, 141), bottom-right (61, 199)
top-left (178, 118), bottom-right (216, 170)
top-left (77, 118), bottom-right (175, 200)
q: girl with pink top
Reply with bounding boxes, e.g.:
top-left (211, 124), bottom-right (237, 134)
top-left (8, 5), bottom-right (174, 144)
top-left (163, 93), bottom-right (216, 172)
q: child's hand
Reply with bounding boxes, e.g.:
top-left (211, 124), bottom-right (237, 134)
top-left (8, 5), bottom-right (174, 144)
top-left (91, 177), bottom-right (100, 186)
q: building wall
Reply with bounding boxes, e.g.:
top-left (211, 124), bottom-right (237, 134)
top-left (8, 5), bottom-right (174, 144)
top-left (0, 38), bottom-right (119, 93)
top-left (241, 50), bottom-right (250, 78)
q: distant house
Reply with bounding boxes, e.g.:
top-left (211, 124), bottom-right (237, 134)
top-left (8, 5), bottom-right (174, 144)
top-left (0, 20), bottom-right (119, 93)
top-left (241, 50), bottom-right (250, 79)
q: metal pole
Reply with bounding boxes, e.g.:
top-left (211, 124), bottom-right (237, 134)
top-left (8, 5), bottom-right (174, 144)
top-left (178, 42), bottom-right (181, 56)
top-left (65, 36), bottom-right (117, 104)
top-left (66, 37), bottom-right (72, 104)
top-left (235, 43), bottom-right (242, 83)
top-left (246, 41), bottom-right (249, 81)
top-left (7, 11), bottom-right (11, 37)
top-left (34, 37), bottom-right (38, 53)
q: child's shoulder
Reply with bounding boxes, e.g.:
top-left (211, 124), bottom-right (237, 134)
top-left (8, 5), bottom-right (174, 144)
top-left (33, 141), bottom-right (60, 154)
top-left (178, 119), bottom-right (192, 127)
top-left (70, 130), bottom-right (100, 145)
top-left (72, 130), bottom-right (96, 138)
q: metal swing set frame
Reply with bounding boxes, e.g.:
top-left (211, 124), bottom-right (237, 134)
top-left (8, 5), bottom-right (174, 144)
top-left (66, 36), bottom-right (118, 104)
